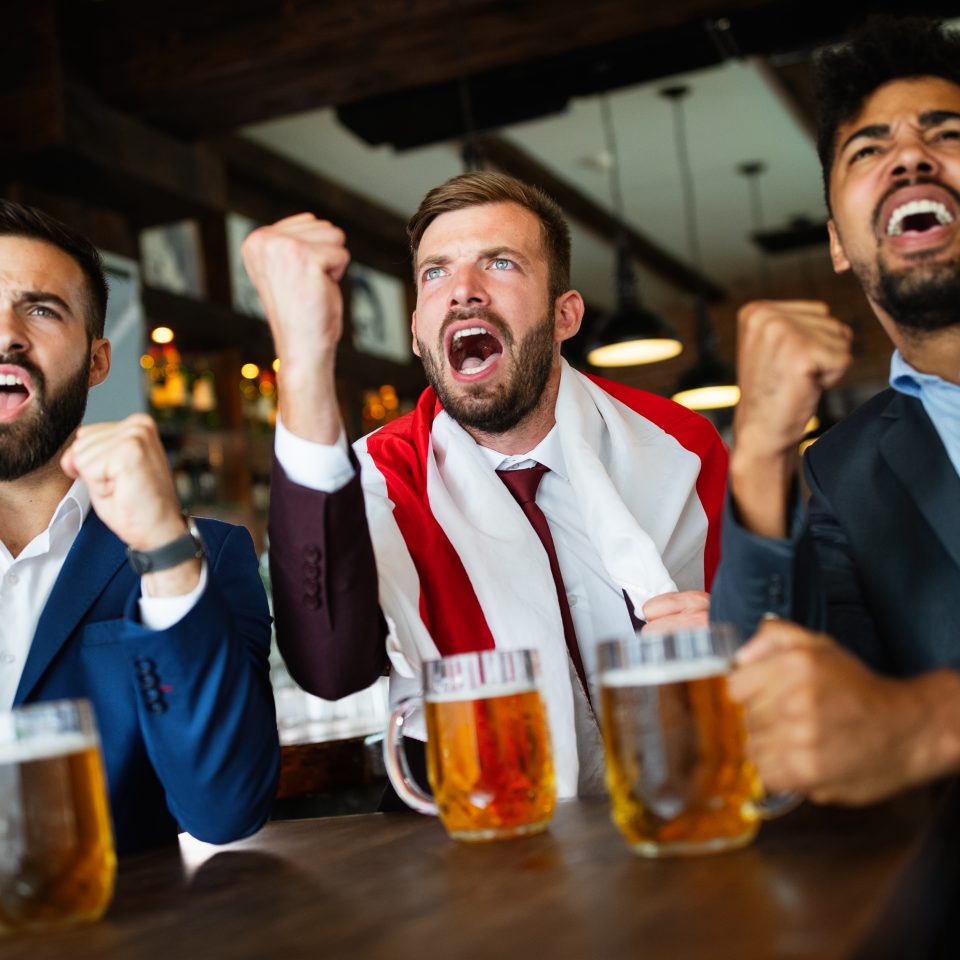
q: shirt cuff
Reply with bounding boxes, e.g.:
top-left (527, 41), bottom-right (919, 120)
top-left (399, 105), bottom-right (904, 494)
top-left (274, 414), bottom-right (355, 493)
top-left (139, 562), bottom-right (209, 631)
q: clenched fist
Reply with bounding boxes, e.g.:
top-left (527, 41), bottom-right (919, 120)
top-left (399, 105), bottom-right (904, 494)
top-left (241, 214), bottom-right (351, 443)
top-left (730, 300), bottom-right (853, 538)
top-left (61, 414), bottom-right (199, 596)
top-left (734, 300), bottom-right (853, 459)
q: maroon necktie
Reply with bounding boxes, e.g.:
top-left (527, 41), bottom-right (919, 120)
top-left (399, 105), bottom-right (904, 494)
top-left (497, 465), bottom-right (592, 706)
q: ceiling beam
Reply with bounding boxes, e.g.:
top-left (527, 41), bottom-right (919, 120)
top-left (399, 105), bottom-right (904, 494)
top-left (0, 81), bottom-right (227, 225)
top-left (475, 135), bottom-right (726, 302)
top-left (757, 57), bottom-right (818, 140)
top-left (61, 0), bottom-right (774, 135)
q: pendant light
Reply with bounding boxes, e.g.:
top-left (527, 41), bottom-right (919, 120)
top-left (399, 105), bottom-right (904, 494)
top-left (664, 85), bottom-right (738, 410)
top-left (738, 161), bottom-right (771, 296)
top-left (586, 96), bottom-right (682, 368)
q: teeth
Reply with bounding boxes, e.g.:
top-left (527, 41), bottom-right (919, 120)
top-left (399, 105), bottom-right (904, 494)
top-left (0, 374), bottom-right (23, 387)
top-left (452, 326), bottom-right (488, 344)
top-left (887, 199), bottom-right (954, 236)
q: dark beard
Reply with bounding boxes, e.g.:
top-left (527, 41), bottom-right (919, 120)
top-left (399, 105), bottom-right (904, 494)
top-left (419, 308), bottom-right (555, 435)
top-left (874, 258), bottom-right (960, 334)
top-left (0, 354), bottom-right (90, 481)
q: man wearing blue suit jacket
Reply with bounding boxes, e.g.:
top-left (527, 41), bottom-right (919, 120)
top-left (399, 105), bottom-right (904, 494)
top-left (711, 17), bottom-right (960, 808)
top-left (0, 199), bottom-right (279, 854)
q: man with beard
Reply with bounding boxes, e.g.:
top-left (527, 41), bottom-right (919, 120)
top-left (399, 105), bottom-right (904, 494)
top-left (248, 172), bottom-right (727, 800)
top-left (0, 200), bottom-right (279, 853)
top-left (710, 16), bottom-right (960, 805)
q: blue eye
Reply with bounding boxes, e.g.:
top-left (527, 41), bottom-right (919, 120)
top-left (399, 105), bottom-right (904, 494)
top-left (423, 266), bottom-right (445, 282)
top-left (490, 258), bottom-right (514, 270)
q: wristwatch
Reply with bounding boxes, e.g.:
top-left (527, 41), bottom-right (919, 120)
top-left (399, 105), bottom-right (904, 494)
top-left (126, 514), bottom-right (206, 575)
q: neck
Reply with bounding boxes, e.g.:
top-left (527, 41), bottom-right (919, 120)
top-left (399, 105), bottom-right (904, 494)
top-left (884, 317), bottom-right (960, 384)
top-left (464, 363), bottom-right (562, 456)
top-left (0, 457), bottom-right (74, 558)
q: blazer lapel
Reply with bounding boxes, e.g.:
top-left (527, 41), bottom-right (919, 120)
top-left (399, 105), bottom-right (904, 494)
top-left (15, 512), bottom-right (127, 705)
top-left (879, 391), bottom-right (960, 573)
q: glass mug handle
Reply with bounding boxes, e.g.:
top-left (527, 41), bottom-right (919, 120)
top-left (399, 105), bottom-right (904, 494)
top-left (383, 698), bottom-right (438, 816)
top-left (745, 612), bottom-right (803, 819)
top-left (749, 790), bottom-right (802, 819)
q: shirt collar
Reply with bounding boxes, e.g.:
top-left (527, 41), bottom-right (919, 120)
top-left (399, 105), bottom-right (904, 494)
top-left (476, 424), bottom-right (569, 481)
top-left (889, 349), bottom-right (960, 399)
top-left (0, 479), bottom-right (90, 566)
top-left (53, 479), bottom-right (91, 534)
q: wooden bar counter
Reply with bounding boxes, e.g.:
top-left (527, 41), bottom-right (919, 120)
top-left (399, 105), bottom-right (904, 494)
top-left (1, 792), bottom-right (948, 960)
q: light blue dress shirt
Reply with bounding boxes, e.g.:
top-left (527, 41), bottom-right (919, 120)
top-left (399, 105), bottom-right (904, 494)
top-left (889, 349), bottom-right (960, 479)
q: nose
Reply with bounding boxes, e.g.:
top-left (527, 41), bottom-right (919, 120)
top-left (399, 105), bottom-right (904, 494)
top-left (0, 306), bottom-right (29, 355)
top-left (889, 137), bottom-right (939, 181)
top-left (448, 263), bottom-right (489, 309)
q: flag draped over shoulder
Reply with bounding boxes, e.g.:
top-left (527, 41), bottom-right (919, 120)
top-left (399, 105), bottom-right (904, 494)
top-left (356, 359), bottom-right (728, 797)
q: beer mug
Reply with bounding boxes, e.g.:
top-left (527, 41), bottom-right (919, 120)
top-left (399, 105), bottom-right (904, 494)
top-left (0, 700), bottom-right (116, 931)
top-left (598, 624), bottom-right (797, 857)
top-left (385, 649), bottom-right (556, 841)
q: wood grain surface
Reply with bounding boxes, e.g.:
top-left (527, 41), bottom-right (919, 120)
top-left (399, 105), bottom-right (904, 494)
top-left (0, 792), bottom-right (943, 960)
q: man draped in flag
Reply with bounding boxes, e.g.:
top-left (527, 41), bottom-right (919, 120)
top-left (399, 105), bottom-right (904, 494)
top-left (244, 172), bottom-right (727, 799)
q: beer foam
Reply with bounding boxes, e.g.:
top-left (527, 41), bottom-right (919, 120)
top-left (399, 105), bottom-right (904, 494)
top-left (600, 656), bottom-right (729, 687)
top-left (0, 732), bottom-right (97, 765)
top-left (427, 681), bottom-right (537, 704)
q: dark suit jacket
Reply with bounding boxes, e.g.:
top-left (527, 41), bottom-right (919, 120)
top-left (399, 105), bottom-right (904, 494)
top-left (18, 513), bottom-right (281, 854)
top-left (711, 389), bottom-right (960, 676)
top-left (267, 452), bottom-right (386, 701)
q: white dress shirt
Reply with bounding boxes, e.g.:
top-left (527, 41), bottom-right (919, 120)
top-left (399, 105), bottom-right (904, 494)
top-left (274, 417), bottom-right (639, 690)
top-left (0, 480), bottom-right (207, 709)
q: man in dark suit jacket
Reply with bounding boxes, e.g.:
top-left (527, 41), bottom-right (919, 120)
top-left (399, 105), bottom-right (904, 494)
top-left (711, 16), bottom-right (960, 806)
top-left (0, 200), bottom-right (279, 854)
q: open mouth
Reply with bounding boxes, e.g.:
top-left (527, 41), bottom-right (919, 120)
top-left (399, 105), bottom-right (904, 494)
top-left (0, 370), bottom-right (33, 421)
top-left (446, 324), bottom-right (504, 379)
top-left (879, 183), bottom-right (960, 252)
top-left (886, 199), bottom-right (955, 237)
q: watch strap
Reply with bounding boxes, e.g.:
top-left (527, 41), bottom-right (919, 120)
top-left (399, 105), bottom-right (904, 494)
top-left (127, 516), bottom-right (206, 575)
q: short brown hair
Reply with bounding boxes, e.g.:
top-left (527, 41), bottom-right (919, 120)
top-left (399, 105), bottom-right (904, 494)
top-left (0, 199), bottom-right (108, 339)
top-left (407, 172), bottom-right (571, 303)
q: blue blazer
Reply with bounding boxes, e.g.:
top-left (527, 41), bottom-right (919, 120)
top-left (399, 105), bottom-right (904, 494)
top-left (712, 390), bottom-right (960, 676)
top-left (16, 513), bottom-right (280, 855)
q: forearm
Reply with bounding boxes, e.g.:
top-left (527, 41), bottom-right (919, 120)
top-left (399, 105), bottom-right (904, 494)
top-left (123, 534), bottom-right (280, 843)
top-left (269, 455), bottom-right (388, 700)
top-left (728, 443), bottom-right (798, 540)
top-left (711, 492), bottom-right (808, 641)
top-left (277, 351), bottom-right (341, 445)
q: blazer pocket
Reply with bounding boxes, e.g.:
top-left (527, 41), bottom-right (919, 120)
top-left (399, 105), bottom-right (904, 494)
top-left (80, 619), bottom-right (125, 647)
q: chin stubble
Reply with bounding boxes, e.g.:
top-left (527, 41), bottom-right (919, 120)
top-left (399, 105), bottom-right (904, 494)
top-left (872, 257), bottom-right (960, 334)
top-left (0, 355), bottom-right (90, 481)
top-left (419, 310), bottom-right (555, 435)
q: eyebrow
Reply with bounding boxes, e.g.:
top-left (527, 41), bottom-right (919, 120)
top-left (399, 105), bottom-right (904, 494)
top-left (840, 110), bottom-right (960, 155)
top-left (18, 290), bottom-right (74, 314)
top-left (478, 246), bottom-right (528, 265)
top-left (416, 254), bottom-right (450, 274)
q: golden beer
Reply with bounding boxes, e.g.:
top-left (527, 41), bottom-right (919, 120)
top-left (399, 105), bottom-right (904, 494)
top-left (0, 708), bottom-right (116, 931)
top-left (600, 656), bottom-right (762, 856)
top-left (425, 685), bottom-right (555, 841)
